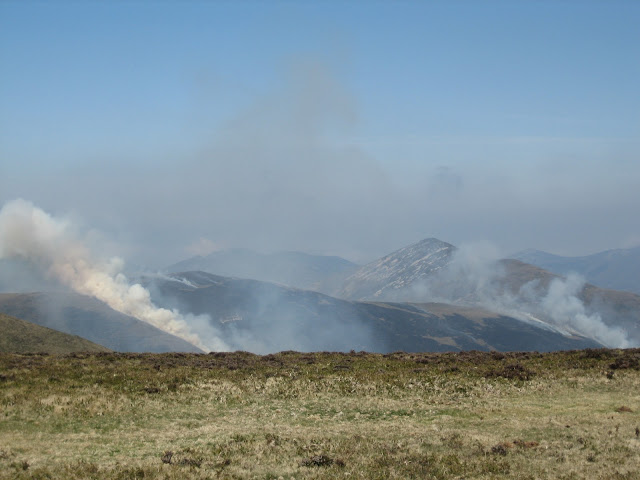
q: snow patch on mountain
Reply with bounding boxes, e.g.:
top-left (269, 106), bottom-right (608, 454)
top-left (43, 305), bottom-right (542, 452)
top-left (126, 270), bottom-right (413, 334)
top-left (339, 238), bottom-right (455, 299)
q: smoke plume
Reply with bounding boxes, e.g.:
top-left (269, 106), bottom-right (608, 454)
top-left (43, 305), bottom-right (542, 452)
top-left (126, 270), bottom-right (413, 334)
top-left (532, 274), bottom-right (630, 348)
top-left (0, 198), bottom-right (227, 352)
top-left (445, 248), bottom-right (633, 348)
top-left (404, 243), bottom-right (633, 348)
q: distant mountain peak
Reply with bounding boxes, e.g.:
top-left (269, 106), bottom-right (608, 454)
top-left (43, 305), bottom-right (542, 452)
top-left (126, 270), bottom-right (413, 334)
top-left (338, 238), bottom-right (456, 300)
top-left (415, 237), bottom-right (453, 246)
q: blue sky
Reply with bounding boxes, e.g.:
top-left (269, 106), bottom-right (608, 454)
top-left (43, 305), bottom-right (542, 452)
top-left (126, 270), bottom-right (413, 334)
top-left (1, 1), bottom-right (639, 265)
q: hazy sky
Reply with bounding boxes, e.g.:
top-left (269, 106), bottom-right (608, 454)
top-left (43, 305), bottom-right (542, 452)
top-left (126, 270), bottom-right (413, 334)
top-left (1, 1), bottom-right (639, 267)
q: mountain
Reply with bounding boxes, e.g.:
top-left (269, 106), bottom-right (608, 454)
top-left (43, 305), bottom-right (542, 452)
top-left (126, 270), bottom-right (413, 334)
top-left (0, 292), bottom-right (203, 353)
top-left (142, 271), bottom-right (600, 353)
top-left (334, 238), bottom-right (640, 348)
top-left (0, 312), bottom-right (111, 354)
top-left (338, 238), bottom-right (456, 300)
top-left (510, 247), bottom-right (640, 295)
top-left (165, 249), bottom-right (358, 293)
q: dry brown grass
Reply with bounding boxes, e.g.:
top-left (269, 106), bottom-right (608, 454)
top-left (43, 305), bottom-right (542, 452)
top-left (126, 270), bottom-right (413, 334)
top-left (1, 349), bottom-right (639, 479)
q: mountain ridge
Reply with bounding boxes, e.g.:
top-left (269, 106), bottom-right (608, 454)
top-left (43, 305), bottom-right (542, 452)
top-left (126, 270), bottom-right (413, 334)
top-left (333, 238), bottom-right (639, 348)
top-left (2, 237), bottom-right (635, 354)
top-left (165, 249), bottom-right (358, 293)
top-left (510, 246), bottom-right (640, 295)
top-left (142, 270), bottom-right (600, 353)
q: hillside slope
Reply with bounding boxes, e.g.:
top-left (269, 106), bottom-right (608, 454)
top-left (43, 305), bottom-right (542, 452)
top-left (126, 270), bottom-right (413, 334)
top-left (0, 312), bottom-right (111, 353)
top-left (144, 271), bottom-right (599, 353)
top-left (0, 292), bottom-right (203, 353)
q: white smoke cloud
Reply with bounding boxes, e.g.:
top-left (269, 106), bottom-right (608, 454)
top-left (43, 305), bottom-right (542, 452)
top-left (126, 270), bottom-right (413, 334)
top-left (0, 198), bottom-right (228, 352)
top-left (448, 248), bottom-right (634, 348)
top-left (536, 274), bottom-right (630, 348)
top-left (405, 243), bottom-right (633, 348)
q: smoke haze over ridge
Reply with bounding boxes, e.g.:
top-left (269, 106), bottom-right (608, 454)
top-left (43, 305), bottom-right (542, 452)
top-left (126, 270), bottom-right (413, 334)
top-left (0, 199), bottom-right (228, 352)
top-left (0, 3), bottom-right (637, 353)
top-left (0, 199), bottom-right (379, 354)
top-left (443, 246), bottom-right (633, 348)
top-left (341, 240), bottom-right (633, 348)
top-left (0, 199), bottom-right (635, 351)
top-left (1, 3), bottom-right (639, 267)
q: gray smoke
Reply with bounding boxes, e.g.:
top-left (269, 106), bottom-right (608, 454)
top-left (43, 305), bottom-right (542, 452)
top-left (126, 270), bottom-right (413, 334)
top-left (143, 272), bottom-right (381, 355)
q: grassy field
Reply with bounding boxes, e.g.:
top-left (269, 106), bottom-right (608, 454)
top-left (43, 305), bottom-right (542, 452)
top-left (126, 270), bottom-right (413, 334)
top-left (1, 349), bottom-right (639, 479)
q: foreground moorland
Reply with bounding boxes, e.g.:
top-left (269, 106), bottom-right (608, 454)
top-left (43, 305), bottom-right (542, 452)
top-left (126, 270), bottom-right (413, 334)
top-left (1, 349), bottom-right (639, 479)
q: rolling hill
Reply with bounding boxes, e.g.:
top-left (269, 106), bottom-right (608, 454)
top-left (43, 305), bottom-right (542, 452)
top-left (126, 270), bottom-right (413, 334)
top-left (0, 312), bottom-right (111, 354)
top-left (143, 271), bottom-right (600, 353)
top-left (165, 249), bottom-right (358, 293)
top-left (2, 237), bottom-right (634, 354)
top-left (510, 246), bottom-right (640, 295)
top-left (0, 292), bottom-right (203, 353)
